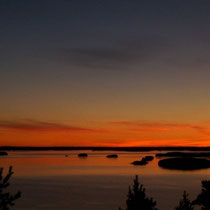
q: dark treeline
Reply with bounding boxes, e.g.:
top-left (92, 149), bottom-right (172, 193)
top-left (1, 167), bottom-right (210, 210)
top-left (156, 152), bottom-right (210, 157)
top-left (0, 167), bottom-right (21, 210)
top-left (1, 146), bottom-right (210, 152)
top-left (119, 176), bottom-right (157, 210)
top-left (119, 176), bottom-right (210, 210)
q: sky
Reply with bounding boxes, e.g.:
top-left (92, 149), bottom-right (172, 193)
top-left (1, 0), bottom-right (210, 146)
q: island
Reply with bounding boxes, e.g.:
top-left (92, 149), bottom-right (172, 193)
top-left (106, 154), bottom-right (118, 158)
top-left (158, 157), bottom-right (210, 170)
top-left (156, 152), bottom-right (210, 158)
top-left (131, 155), bottom-right (154, 166)
top-left (78, 153), bottom-right (88, 157)
top-left (0, 151), bottom-right (8, 156)
top-left (131, 158), bottom-right (148, 165)
top-left (144, 156), bottom-right (154, 161)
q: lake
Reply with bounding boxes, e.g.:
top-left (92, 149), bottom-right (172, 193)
top-left (1, 151), bottom-right (210, 210)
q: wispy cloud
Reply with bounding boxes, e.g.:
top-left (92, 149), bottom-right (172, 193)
top-left (55, 35), bottom-right (169, 70)
top-left (0, 120), bottom-right (94, 133)
top-left (109, 121), bottom-right (205, 132)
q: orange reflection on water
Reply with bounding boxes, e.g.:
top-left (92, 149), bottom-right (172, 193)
top-left (1, 151), bottom-right (210, 178)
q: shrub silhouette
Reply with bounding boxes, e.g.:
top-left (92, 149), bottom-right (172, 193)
top-left (175, 191), bottom-right (194, 210)
top-left (119, 175), bottom-right (158, 210)
top-left (0, 166), bottom-right (21, 210)
top-left (193, 180), bottom-right (210, 210)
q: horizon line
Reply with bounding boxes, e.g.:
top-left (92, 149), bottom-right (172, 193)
top-left (1, 146), bottom-right (210, 152)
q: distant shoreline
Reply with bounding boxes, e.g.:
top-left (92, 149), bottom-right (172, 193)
top-left (1, 146), bottom-right (210, 152)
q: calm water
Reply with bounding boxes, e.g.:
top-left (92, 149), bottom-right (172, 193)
top-left (1, 151), bottom-right (210, 210)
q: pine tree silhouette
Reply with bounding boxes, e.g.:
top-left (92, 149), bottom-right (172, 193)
top-left (175, 191), bottom-right (194, 210)
top-left (193, 180), bottom-right (210, 210)
top-left (119, 175), bottom-right (157, 210)
top-left (0, 166), bottom-right (21, 210)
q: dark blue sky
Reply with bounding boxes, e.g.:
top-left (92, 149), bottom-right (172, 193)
top-left (1, 0), bottom-right (210, 122)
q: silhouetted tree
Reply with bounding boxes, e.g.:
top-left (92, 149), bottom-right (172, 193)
top-left (193, 180), bottom-right (210, 210)
top-left (119, 175), bottom-right (158, 210)
top-left (175, 191), bottom-right (194, 210)
top-left (0, 166), bottom-right (21, 210)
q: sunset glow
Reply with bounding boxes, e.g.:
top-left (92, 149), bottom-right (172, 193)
top-left (1, 120), bottom-right (210, 146)
top-left (1, 1), bottom-right (210, 147)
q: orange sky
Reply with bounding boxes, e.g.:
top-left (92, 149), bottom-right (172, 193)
top-left (1, 1), bottom-right (210, 147)
top-left (1, 120), bottom-right (210, 147)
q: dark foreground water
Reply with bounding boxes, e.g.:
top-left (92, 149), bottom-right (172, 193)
top-left (1, 151), bottom-right (209, 210)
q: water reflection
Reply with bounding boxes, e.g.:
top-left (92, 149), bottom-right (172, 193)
top-left (1, 151), bottom-right (210, 210)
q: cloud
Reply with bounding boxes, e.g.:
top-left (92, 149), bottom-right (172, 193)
top-left (0, 120), bottom-right (94, 133)
top-left (109, 121), bottom-right (205, 132)
top-left (55, 35), bottom-right (169, 70)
